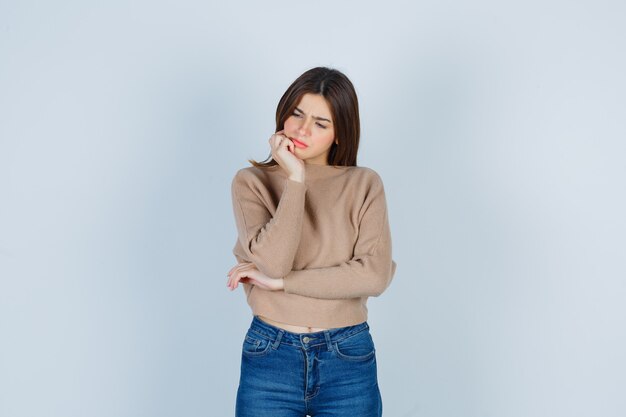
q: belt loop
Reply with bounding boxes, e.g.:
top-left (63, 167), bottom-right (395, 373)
top-left (272, 329), bottom-right (284, 349)
top-left (324, 330), bottom-right (333, 352)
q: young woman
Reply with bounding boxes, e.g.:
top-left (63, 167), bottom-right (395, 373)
top-left (226, 66), bottom-right (397, 417)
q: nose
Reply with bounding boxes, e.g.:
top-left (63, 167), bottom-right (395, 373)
top-left (297, 118), bottom-right (312, 137)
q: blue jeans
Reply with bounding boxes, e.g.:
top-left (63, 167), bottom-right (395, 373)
top-left (235, 315), bottom-right (383, 417)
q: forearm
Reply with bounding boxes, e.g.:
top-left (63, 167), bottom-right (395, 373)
top-left (281, 258), bottom-right (397, 300)
top-left (232, 177), bottom-right (307, 278)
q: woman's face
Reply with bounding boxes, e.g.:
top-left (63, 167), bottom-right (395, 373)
top-left (283, 93), bottom-right (336, 165)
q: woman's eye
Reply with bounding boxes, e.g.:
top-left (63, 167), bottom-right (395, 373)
top-left (292, 112), bottom-right (326, 128)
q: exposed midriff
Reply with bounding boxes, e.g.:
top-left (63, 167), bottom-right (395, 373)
top-left (257, 315), bottom-right (330, 333)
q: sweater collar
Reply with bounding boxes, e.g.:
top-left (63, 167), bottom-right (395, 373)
top-left (267, 162), bottom-right (352, 181)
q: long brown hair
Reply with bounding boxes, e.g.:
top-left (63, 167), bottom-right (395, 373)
top-left (248, 67), bottom-right (360, 167)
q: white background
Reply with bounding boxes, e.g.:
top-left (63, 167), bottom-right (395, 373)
top-left (1, 1), bottom-right (624, 416)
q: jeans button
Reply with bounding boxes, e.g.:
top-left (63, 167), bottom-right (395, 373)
top-left (302, 336), bottom-right (310, 343)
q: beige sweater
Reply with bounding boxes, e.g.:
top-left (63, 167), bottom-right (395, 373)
top-left (230, 163), bottom-right (397, 328)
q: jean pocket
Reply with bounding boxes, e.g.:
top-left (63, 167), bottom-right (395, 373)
top-left (333, 329), bottom-right (376, 361)
top-left (242, 331), bottom-right (272, 357)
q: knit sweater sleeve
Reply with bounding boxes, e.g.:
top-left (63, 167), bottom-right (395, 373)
top-left (231, 169), bottom-right (307, 278)
top-left (282, 172), bottom-right (397, 299)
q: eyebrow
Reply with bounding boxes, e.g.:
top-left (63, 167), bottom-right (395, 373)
top-left (294, 107), bottom-right (332, 123)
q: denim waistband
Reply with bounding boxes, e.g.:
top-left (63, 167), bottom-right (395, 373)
top-left (248, 315), bottom-right (370, 349)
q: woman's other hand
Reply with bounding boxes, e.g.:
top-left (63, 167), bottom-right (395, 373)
top-left (269, 130), bottom-right (304, 181)
top-left (226, 262), bottom-right (285, 291)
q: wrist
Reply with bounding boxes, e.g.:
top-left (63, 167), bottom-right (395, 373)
top-left (288, 174), bottom-right (304, 183)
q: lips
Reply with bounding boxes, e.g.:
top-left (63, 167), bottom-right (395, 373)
top-left (290, 137), bottom-right (308, 148)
